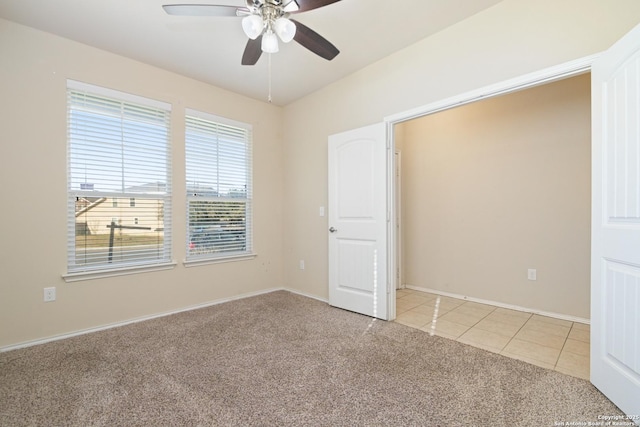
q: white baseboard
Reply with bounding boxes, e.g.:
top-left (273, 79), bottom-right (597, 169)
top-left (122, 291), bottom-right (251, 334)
top-left (285, 288), bottom-right (329, 303)
top-left (1, 287), bottom-right (310, 353)
top-left (404, 284), bottom-right (590, 325)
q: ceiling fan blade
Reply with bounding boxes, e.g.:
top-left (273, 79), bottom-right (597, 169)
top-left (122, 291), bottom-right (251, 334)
top-left (290, 19), bottom-right (339, 61)
top-left (291, 0), bottom-right (342, 13)
top-left (162, 4), bottom-right (247, 17)
top-left (242, 36), bottom-right (263, 65)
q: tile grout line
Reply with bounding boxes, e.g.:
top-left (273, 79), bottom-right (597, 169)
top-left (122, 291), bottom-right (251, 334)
top-left (498, 312), bottom-right (533, 356)
top-left (553, 322), bottom-right (575, 371)
top-left (452, 303), bottom-right (497, 343)
top-left (498, 315), bottom-right (575, 370)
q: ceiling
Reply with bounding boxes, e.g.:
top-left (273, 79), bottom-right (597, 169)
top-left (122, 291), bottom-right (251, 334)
top-left (0, 0), bottom-right (502, 106)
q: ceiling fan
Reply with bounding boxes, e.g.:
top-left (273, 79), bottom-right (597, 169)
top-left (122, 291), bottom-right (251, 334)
top-left (163, 0), bottom-right (342, 65)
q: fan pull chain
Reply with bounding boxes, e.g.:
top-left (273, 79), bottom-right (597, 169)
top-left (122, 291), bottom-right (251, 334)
top-left (268, 53), bottom-right (273, 103)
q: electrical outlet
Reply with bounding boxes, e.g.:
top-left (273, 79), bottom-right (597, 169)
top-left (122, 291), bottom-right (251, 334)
top-left (44, 287), bottom-right (56, 302)
top-left (527, 269), bottom-right (537, 281)
top-left (299, 260), bottom-right (305, 270)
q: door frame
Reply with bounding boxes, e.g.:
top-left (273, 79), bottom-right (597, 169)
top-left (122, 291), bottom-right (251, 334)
top-left (383, 53), bottom-right (599, 322)
top-left (394, 150), bottom-right (403, 291)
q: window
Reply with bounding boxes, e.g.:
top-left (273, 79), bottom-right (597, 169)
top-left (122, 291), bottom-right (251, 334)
top-left (66, 81), bottom-right (172, 277)
top-left (185, 109), bottom-right (252, 262)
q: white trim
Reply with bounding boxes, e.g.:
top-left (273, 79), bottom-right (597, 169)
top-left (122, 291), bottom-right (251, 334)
top-left (285, 288), bottom-right (329, 303)
top-left (386, 121), bottom-right (397, 321)
top-left (185, 108), bottom-right (252, 131)
top-left (385, 54), bottom-right (599, 125)
top-left (67, 79), bottom-right (171, 111)
top-left (404, 284), bottom-right (590, 325)
top-left (63, 261), bottom-right (177, 283)
top-left (394, 150), bottom-right (403, 291)
top-left (0, 287), bottom-right (319, 353)
top-left (183, 253), bottom-right (257, 267)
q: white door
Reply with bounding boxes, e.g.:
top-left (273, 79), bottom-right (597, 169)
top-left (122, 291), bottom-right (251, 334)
top-left (591, 23), bottom-right (640, 421)
top-left (328, 123), bottom-right (389, 320)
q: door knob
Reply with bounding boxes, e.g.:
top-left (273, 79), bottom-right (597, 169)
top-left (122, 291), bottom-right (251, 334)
top-left (329, 227), bottom-right (338, 233)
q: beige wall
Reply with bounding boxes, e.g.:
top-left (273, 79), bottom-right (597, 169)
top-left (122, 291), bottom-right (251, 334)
top-left (281, 0), bottom-right (640, 308)
top-left (0, 19), bottom-right (284, 348)
top-left (397, 74), bottom-right (591, 318)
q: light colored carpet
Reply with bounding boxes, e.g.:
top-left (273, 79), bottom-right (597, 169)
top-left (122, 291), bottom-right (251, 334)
top-left (0, 290), bottom-right (623, 426)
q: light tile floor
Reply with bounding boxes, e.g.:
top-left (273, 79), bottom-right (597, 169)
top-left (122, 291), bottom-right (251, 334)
top-left (395, 288), bottom-right (590, 380)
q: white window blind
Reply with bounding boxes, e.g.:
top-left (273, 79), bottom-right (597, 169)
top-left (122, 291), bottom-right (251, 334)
top-left (67, 81), bottom-right (172, 274)
top-left (185, 109), bottom-right (252, 260)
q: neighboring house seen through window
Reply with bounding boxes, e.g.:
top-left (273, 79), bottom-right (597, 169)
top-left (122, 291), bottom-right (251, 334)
top-left (185, 109), bottom-right (253, 261)
top-left (67, 81), bottom-right (172, 276)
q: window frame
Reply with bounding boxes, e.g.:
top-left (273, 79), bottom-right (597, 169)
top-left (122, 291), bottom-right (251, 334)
top-left (63, 80), bottom-right (175, 282)
top-left (183, 108), bottom-right (255, 267)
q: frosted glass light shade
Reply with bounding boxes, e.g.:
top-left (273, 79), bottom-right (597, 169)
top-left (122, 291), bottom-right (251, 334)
top-left (274, 17), bottom-right (296, 43)
top-left (242, 14), bottom-right (264, 40)
top-left (261, 31), bottom-right (279, 53)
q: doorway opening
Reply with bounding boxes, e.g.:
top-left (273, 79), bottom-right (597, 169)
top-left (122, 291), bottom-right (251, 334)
top-left (385, 57), bottom-right (597, 324)
top-left (394, 73), bottom-right (591, 319)
top-left (387, 69), bottom-right (593, 379)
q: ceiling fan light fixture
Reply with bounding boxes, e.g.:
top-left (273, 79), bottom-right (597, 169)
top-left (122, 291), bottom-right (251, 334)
top-left (261, 30), bottom-right (279, 53)
top-left (242, 14), bottom-right (264, 39)
top-left (273, 17), bottom-right (296, 43)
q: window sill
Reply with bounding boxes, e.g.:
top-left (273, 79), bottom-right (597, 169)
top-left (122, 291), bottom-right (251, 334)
top-left (63, 261), bottom-right (177, 282)
top-left (183, 253), bottom-right (257, 268)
